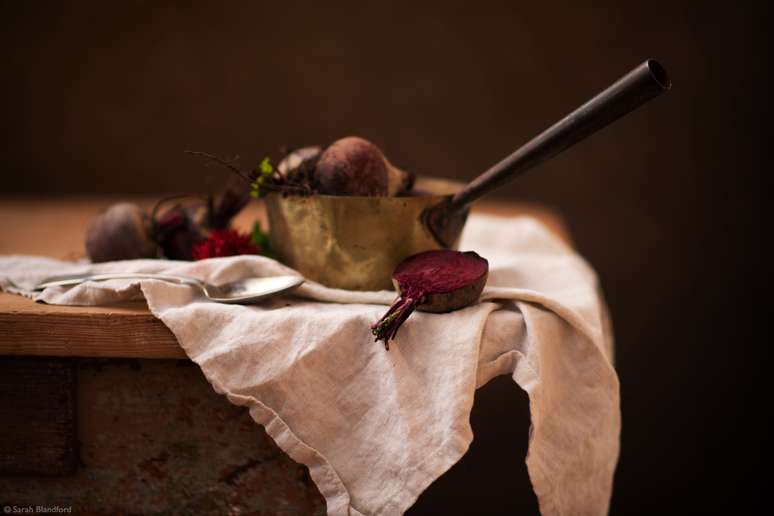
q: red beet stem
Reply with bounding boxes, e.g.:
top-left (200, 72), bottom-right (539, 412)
top-left (371, 250), bottom-right (488, 349)
top-left (371, 293), bottom-right (423, 350)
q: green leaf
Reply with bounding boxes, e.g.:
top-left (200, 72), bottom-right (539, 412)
top-left (248, 157), bottom-right (275, 199)
top-left (250, 181), bottom-right (262, 198)
top-left (259, 157), bottom-right (273, 176)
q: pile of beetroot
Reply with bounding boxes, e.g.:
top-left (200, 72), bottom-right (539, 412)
top-left (85, 136), bottom-right (414, 263)
top-left (84, 136), bottom-right (489, 349)
top-left (84, 189), bottom-right (262, 263)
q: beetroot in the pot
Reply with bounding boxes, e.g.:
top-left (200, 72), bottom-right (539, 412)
top-left (85, 203), bottom-right (158, 262)
top-left (277, 145), bottom-right (321, 175)
top-left (371, 250), bottom-right (489, 349)
top-left (316, 136), bottom-right (388, 196)
top-left (316, 136), bottom-right (414, 196)
top-left (278, 146), bottom-right (321, 193)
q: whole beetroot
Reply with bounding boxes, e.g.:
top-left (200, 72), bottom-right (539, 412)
top-left (277, 145), bottom-right (321, 176)
top-left (371, 249), bottom-right (489, 348)
top-left (152, 203), bottom-right (206, 261)
top-left (316, 136), bottom-right (414, 196)
top-left (85, 203), bottom-right (158, 262)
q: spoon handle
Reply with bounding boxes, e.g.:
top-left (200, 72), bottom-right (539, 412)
top-left (448, 59), bottom-right (671, 211)
top-left (35, 273), bottom-right (204, 291)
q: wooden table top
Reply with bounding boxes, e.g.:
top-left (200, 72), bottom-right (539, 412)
top-left (0, 197), bottom-right (568, 359)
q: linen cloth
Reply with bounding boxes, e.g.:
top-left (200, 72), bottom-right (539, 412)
top-left (0, 214), bottom-right (620, 516)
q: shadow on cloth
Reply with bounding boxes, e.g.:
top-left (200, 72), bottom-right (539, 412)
top-left (408, 375), bottom-right (538, 514)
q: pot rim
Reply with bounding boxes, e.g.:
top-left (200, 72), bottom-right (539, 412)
top-left (265, 176), bottom-right (465, 202)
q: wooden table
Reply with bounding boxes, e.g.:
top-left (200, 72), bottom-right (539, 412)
top-left (0, 197), bottom-right (568, 359)
top-left (0, 197), bottom-right (566, 515)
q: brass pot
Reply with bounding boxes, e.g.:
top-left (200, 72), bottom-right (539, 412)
top-left (265, 177), bottom-right (468, 291)
top-left (265, 62), bottom-right (672, 290)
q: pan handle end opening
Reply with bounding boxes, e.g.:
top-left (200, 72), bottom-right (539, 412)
top-left (646, 59), bottom-right (671, 91)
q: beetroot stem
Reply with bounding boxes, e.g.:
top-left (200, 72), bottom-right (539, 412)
top-left (371, 294), bottom-right (423, 349)
top-left (184, 150), bottom-right (254, 183)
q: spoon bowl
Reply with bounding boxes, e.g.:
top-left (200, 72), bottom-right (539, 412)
top-left (34, 273), bottom-right (304, 304)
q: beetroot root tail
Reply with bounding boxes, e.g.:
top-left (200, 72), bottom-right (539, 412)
top-left (371, 296), bottom-right (420, 349)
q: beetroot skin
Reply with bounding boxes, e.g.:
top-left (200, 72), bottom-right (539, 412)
top-left (85, 203), bottom-right (158, 262)
top-left (316, 136), bottom-right (390, 196)
top-left (316, 136), bottom-right (414, 196)
top-left (371, 250), bottom-right (489, 348)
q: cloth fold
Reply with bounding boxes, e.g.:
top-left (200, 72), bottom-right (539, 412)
top-left (0, 214), bottom-right (619, 516)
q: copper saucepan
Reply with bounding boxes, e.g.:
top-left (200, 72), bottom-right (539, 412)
top-left (266, 60), bottom-right (671, 290)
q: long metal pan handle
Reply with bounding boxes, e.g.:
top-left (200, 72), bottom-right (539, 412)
top-left (426, 59), bottom-right (671, 247)
top-left (449, 59), bottom-right (671, 211)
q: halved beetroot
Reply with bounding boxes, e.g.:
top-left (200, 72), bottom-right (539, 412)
top-left (371, 249), bottom-right (489, 349)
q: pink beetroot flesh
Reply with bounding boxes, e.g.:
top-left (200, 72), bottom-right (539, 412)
top-left (371, 250), bottom-right (489, 348)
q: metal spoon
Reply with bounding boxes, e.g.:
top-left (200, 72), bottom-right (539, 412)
top-left (34, 273), bottom-right (304, 304)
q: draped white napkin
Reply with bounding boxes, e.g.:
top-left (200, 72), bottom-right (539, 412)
top-left (0, 214), bottom-right (619, 516)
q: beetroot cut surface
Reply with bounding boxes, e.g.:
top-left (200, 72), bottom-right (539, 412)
top-left (371, 249), bottom-right (489, 349)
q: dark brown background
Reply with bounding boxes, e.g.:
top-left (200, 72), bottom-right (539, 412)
top-left (1, 1), bottom-right (766, 514)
